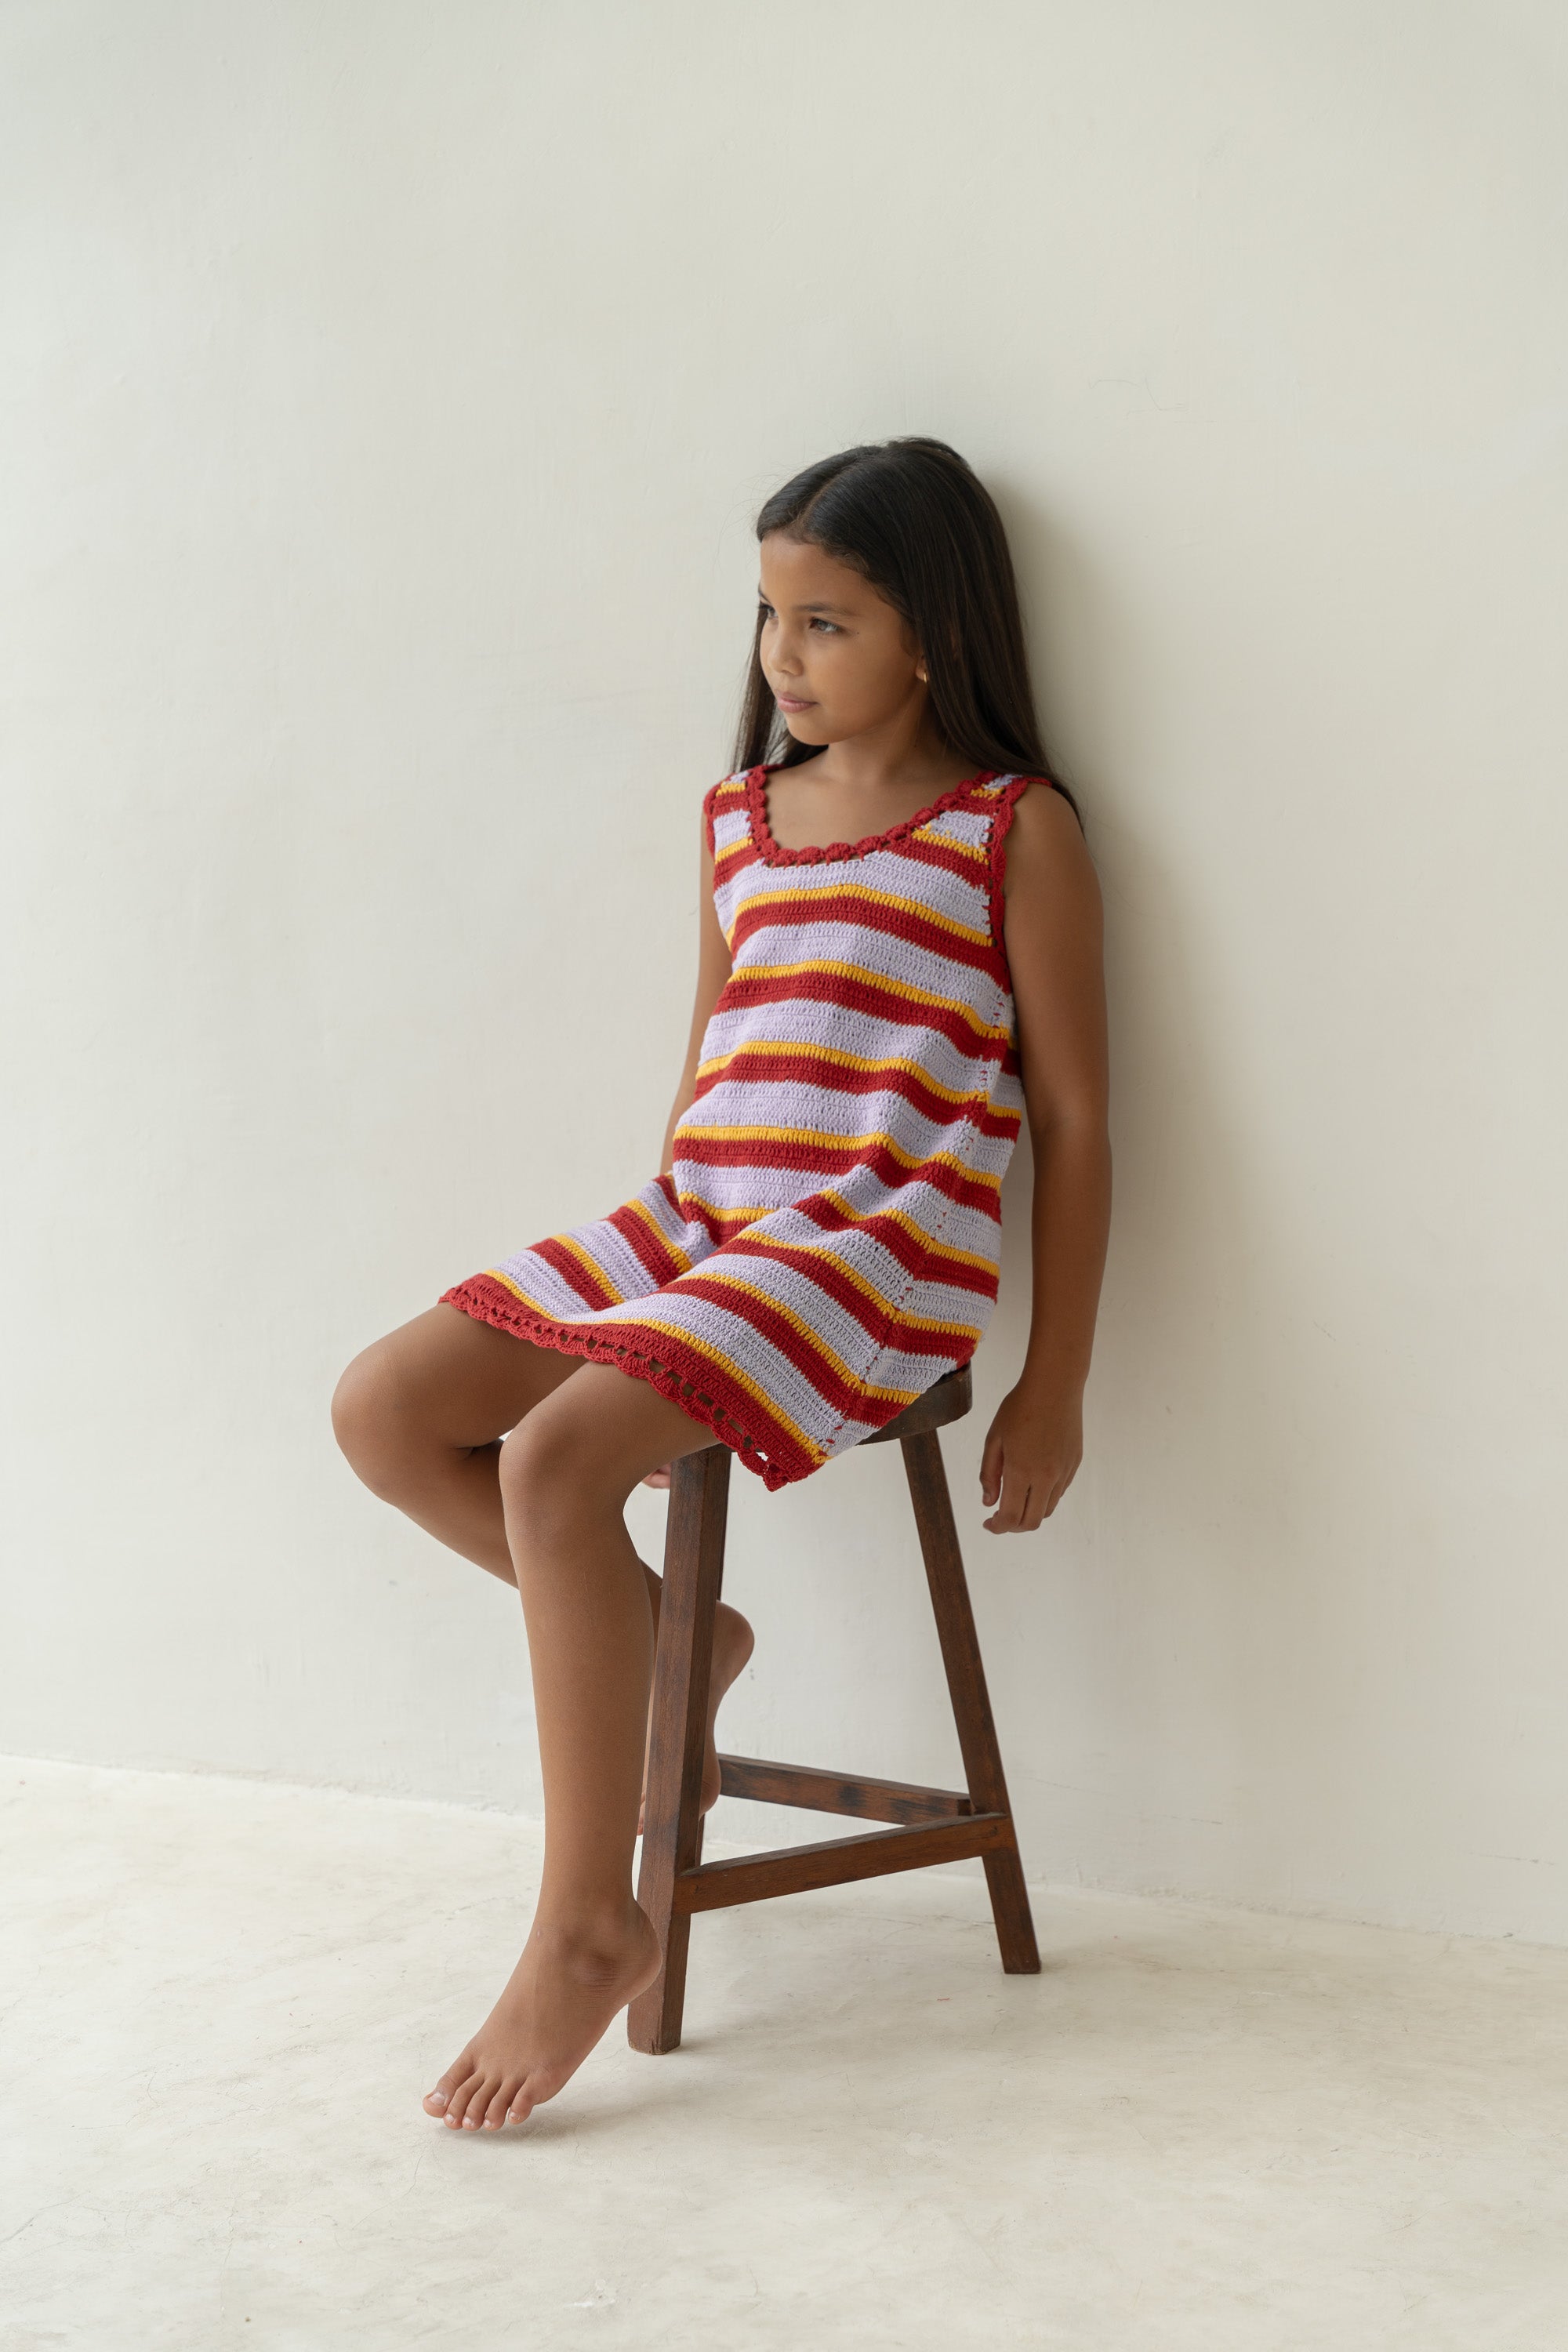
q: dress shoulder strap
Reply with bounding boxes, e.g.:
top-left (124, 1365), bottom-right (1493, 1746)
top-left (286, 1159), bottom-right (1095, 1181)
top-left (702, 770), bottom-right (749, 858)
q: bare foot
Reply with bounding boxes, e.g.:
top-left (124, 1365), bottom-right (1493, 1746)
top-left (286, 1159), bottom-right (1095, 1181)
top-left (423, 1902), bottom-right (661, 2130)
top-left (638, 1597), bottom-right (755, 1832)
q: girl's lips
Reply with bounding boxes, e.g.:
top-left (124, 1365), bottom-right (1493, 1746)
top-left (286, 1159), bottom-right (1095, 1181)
top-left (776, 694), bottom-right (815, 710)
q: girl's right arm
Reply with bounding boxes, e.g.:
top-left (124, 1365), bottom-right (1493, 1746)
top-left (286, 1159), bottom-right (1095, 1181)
top-left (659, 812), bottom-right (733, 1175)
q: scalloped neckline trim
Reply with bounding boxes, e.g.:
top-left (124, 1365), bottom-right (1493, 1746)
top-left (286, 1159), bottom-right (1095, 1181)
top-left (745, 762), bottom-right (1005, 867)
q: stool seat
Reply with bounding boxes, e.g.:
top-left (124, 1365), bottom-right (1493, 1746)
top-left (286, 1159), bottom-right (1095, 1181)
top-left (629, 1360), bottom-right (1040, 2055)
top-left (861, 1361), bottom-right (971, 1443)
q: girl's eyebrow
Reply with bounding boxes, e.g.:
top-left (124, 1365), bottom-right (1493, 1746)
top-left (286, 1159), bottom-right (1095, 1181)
top-left (756, 588), bottom-right (855, 614)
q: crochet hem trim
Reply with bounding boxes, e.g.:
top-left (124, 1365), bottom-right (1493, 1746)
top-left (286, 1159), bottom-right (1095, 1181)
top-left (744, 763), bottom-right (1001, 867)
top-left (438, 1279), bottom-right (804, 1491)
top-left (987, 773), bottom-right (1036, 947)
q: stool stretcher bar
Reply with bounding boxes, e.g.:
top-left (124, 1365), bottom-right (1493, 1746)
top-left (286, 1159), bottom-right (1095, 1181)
top-left (629, 1374), bottom-right (1040, 2056)
top-left (676, 1812), bottom-right (1014, 1913)
top-left (717, 1752), bottom-right (975, 1824)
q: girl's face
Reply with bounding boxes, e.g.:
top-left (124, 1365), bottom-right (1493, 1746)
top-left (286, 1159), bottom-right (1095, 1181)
top-left (756, 532), bottom-right (925, 746)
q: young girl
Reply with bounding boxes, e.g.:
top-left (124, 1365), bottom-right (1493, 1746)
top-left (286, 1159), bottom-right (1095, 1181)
top-left (332, 436), bottom-right (1111, 2132)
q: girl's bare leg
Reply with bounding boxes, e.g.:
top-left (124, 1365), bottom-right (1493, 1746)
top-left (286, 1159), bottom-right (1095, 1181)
top-left (418, 1361), bottom-right (720, 2128)
top-left (331, 1305), bottom-right (753, 1811)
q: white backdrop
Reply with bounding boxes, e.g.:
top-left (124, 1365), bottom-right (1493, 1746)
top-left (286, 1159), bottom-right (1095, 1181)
top-left (4, 0), bottom-right (1566, 1941)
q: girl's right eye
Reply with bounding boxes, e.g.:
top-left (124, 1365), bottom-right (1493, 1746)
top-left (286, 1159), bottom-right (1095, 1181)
top-left (758, 602), bottom-right (837, 634)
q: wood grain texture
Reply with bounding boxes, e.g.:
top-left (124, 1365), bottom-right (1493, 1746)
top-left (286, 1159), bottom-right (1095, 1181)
top-left (717, 1753), bottom-right (973, 1824)
top-left (630, 1382), bottom-right (1040, 2059)
top-left (677, 1813), bottom-right (1012, 1911)
top-left (627, 1445), bottom-right (731, 2053)
top-left (901, 1428), bottom-right (1042, 1975)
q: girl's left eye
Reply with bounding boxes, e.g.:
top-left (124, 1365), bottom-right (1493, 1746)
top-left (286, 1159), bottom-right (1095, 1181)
top-left (810, 618), bottom-right (840, 634)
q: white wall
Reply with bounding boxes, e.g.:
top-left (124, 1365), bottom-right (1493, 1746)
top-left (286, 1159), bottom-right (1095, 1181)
top-left (4, 0), bottom-right (1566, 1942)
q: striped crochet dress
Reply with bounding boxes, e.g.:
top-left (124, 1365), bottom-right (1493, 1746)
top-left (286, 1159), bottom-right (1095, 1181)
top-left (441, 764), bottom-right (1044, 1490)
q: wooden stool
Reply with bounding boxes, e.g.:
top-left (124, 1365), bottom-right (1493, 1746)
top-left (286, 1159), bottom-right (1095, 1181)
top-left (629, 1363), bottom-right (1040, 2054)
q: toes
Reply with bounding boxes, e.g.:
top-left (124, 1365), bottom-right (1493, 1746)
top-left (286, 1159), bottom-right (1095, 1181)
top-left (459, 2075), bottom-right (501, 2129)
top-left (480, 2080), bottom-right (521, 2130)
top-left (442, 2071), bottom-right (487, 2129)
top-left (506, 2089), bottom-right (534, 2126)
top-left (424, 2053), bottom-right (474, 2117)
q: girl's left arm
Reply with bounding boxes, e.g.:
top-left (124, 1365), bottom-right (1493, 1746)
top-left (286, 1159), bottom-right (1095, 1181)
top-left (659, 810), bottom-right (734, 1175)
top-left (979, 784), bottom-right (1112, 1534)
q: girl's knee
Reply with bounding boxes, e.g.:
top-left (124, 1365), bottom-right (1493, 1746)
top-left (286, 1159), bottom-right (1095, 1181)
top-left (331, 1345), bottom-right (410, 1498)
top-left (498, 1402), bottom-right (614, 1533)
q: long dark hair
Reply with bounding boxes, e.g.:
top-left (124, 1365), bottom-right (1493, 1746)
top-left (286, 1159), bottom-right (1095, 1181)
top-left (731, 436), bottom-right (1079, 823)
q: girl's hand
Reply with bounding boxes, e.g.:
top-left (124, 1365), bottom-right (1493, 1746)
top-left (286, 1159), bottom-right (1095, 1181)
top-left (978, 1382), bottom-right (1083, 1534)
top-left (641, 1465), bottom-right (672, 1489)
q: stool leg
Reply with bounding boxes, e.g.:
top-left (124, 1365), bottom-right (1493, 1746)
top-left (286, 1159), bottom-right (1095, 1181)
top-left (627, 1443), bottom-right (731, 2053)
top-left (901, 1428), bottom-right (1041, 1974)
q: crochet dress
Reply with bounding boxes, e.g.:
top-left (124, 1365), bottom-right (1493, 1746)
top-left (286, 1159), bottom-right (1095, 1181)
top-left (441, 764), bottom-right (1047, 1489)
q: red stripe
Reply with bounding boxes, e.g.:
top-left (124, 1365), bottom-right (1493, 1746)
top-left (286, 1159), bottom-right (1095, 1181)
top-left (531, 1236), bottom-right (619, 1311)
top-left (717, 965), bottom-right (1007, 1061)
top-left (717, 1241), bottom-right (887, 1345)
top-left (714, 837), bottom-right (760, 883)
top-left (440, 1276), bottom-right (816, 1488)
top-left (673, 1192), bottom-right (735, 1248)
top-left (667, 1273), bottom-right (906, 1424)
top-left (794, 1208), bottom-right (999, 1298)
top-left (728, 887), bottom-right (997, 975)
top-left (880, 832), bottom-right (993, 889)
top-left (675, 1133), bottom-right (1002, 1219)
top-left (792, 1196), bottom-right (1000, 1294)
top-left (691, 1046), bottom-right (1020, 1141)
top-left (732, 1234), bottom-right (993, 1334)
top-left (604, 1203), bottom-right (684, 1287)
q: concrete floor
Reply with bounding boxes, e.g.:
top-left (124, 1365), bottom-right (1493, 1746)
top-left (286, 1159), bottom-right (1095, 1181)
top-left (3, 1761), bottom-right (1566, 2351)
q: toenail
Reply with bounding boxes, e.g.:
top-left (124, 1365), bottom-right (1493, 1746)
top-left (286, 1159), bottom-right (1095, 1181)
top-left (428, 2093), bottom-right (447, 2109)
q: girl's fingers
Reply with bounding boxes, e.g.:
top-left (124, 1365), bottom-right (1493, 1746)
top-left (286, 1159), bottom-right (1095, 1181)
top-left (978, 1433), bottom-right (1004, 1508)
top-left (988, 1464), bottom-right (1080, 1532)
top-left (983, 1472), bottom-right (1032, 1534)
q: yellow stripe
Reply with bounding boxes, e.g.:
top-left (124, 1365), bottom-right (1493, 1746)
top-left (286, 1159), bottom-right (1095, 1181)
top-left (735, 882), bottom-right (992, 949)
top-left (731, 959), bottom-right (1011, 1044)
top-left (488, 1269), bottom-right (556, 1316)
top-left (926, 832), bottom-right (989, 866)
top-left (674, 1193), bottom-right (775, 1227)
top-left (673, 1186), bottom-right (1003, 1275)
top-left (730, 1235), bottom-right (984, 1341)
top-left (622, 1192), bottom-right (693, 1275)
top-left (814, 1190), bottom-right (1003, 1277)
top-left (695, 1038), bottom-right (996, 1107)
top-left (482, 1273), bottom-right (822, 1462)
top-left (673, 1267), bottom-right (919, 1405)
top-left (555, 1233), bottom-right (623, 1304)
top-left (485, 1264), bottom-right (823, 1461)
top-left (677, 1125), bottom-right (1004, 1191)
top-left (612, 1316), bottom-right (823, 1459)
